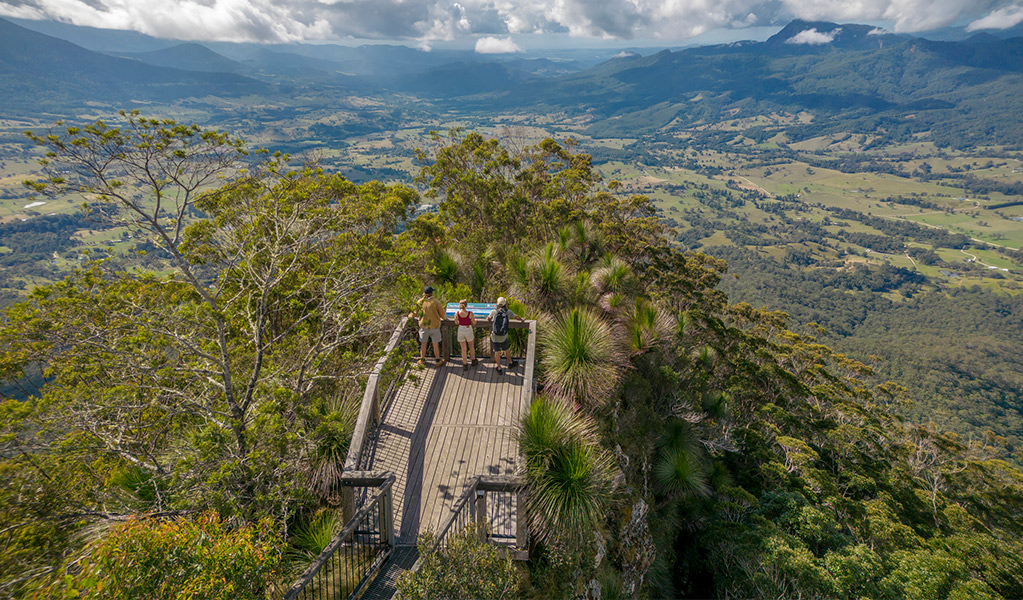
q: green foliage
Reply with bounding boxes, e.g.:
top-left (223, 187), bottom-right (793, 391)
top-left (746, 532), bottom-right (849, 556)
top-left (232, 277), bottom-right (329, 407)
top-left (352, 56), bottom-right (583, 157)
top-left (519, 397), bottom-right (613, 543)
top-left (396, 523), bottom-right (517, 600)
top-left (540, 308), bottom-right (620, 407)
top-left (654, 421), bottom-right (710, 498)
top-left (57, 512), bottom-right (282, 600)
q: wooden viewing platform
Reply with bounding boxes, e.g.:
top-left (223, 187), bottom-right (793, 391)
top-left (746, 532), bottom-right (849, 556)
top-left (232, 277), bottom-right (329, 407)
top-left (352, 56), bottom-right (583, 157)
top-left (284, 316), bottom-right (538, 600)
top-left (359, 355), bottom-right (529, 543)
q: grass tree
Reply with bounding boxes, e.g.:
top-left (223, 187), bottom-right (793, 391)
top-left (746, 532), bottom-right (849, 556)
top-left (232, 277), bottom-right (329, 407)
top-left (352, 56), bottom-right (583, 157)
top-left (519, 397), bottom-right (614, 543)
top-left (531, 243), bottom-right (572, 311)
top-left (508, 244), bottom-right (572, 312)
top-left (653, 420), bottom-right (711, 499)
top-left (591, 255), bottom-right (634, 297)
top-left (619, 297), bottom-right (673, 356)
top-left (540, 307), bottom-right (621, 407)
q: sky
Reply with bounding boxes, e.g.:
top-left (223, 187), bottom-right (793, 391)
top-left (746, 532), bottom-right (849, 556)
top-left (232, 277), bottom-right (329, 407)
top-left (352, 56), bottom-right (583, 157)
top-left (1, 0), bottom-right (1022, 50)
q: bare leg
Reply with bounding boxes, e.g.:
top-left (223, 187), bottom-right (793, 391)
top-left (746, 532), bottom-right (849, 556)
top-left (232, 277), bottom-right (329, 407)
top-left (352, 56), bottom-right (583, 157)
top-left (432, 340), bottom-right (443, 364)
top-left (460, 340), bottom-right (469, 365)
top-left (419, 340), bottom-right (428, 363)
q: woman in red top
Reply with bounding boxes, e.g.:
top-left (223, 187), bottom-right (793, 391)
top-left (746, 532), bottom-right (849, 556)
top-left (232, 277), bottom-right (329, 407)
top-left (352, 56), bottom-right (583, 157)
top-left (455, 299), bottom-right (478, 370)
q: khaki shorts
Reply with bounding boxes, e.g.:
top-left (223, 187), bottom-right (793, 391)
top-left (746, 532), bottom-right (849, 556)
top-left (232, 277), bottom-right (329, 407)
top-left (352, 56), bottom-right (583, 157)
top-left (457, 325), bottom-right (474, 342)
top-left (419, 327), bottom-right (441, 344)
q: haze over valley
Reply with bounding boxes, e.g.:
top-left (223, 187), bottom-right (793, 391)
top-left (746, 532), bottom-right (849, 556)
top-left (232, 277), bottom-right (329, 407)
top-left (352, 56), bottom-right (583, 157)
top-left (3, 9), bottom-right (1023, 598)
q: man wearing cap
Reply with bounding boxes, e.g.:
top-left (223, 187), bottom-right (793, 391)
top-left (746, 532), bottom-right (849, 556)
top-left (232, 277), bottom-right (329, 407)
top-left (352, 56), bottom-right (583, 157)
top-left (488, 297), bottom-right (521, 373)
top-left (410, 286), bottom-right (445, 367)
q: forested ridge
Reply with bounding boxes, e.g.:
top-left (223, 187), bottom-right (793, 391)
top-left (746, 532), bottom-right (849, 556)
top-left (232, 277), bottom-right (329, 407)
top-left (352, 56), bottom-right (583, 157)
top-left (2, 117), bottom-right (1023, 599)
top-left (712, 246), bottom-right (1023, 463)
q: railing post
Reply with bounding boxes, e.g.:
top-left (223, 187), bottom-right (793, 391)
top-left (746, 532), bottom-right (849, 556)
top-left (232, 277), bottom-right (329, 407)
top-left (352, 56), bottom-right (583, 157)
top-left (342, 486), bottom-right (355, 523)
top-left (516, 485), bottom-right (528, 550)
top-left (475, 488), bottom-right (487, 542)
top-left (441, 322), bottom-right (451, 359)
top-left (380, 483), bottom-right (394, 547)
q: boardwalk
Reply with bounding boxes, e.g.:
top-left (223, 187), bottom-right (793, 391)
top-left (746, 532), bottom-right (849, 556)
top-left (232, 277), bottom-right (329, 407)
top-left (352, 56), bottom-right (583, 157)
top-left (360, 358), bottom-right (528, 544)
top-left (282, 319), bottom-right (537, 600)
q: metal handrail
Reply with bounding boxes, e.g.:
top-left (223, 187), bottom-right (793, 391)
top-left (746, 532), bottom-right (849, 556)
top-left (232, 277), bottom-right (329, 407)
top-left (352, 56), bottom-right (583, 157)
top-left (282, 472), bottom-right (396, 600)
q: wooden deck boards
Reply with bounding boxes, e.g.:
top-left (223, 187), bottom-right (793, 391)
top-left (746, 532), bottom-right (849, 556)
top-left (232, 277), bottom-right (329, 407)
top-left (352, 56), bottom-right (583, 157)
top-left (364, 359), bottom-right (527, 546)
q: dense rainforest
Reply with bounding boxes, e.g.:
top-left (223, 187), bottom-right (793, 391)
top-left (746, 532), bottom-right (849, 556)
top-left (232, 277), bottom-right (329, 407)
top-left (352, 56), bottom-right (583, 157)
top-left (1, 116), bottom-right (1022, 599)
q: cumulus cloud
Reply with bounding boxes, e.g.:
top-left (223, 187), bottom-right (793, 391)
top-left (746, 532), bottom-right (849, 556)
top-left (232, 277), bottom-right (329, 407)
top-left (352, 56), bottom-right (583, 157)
top-left (474, 35), bottom-right (522, 52)
top-left (786, 27), bottom-right (839, 44)
top-left (967, 4), bottom-right (1023, 30)
top-left (2, 0), bottom-right (1022, 44)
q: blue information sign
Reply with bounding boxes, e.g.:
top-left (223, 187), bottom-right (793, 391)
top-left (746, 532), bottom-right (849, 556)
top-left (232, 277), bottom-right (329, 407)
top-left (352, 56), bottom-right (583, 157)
top-left (446, 302), bottom-right (497, 319)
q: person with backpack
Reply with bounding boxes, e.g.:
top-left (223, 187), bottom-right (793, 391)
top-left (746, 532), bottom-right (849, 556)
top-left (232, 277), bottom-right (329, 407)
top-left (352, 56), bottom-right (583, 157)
top-left (488, 297), bottom-right (520, 374)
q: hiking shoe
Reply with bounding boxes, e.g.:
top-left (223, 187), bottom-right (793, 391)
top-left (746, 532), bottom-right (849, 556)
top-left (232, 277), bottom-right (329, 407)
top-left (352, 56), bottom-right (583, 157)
top-left (437, 358), bottom-right (446, 367)
top-left (471, 358), bottom-right (479, 366)
top-left (463, 363), bottom-right (469, 372)
top-left (417, 358), bottom-right (427, 367)
top-left (496, 366), bottom-right (503, 374)
top-left (509, 359), bottom-right (519, 368)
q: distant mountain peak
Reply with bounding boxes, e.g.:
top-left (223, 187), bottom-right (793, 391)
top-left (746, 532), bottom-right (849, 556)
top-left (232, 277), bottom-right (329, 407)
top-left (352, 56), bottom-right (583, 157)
top-left (767, 19), bottom-right (908, 50)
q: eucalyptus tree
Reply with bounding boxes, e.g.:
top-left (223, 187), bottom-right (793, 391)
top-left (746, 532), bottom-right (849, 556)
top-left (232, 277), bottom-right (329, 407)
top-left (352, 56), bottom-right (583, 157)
top-left (4, 113), bottom-right (419, 522)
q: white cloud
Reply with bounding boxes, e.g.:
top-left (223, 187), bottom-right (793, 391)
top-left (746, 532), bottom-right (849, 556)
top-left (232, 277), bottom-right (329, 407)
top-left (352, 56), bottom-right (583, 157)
top-left (474, 35), bottom-right (523, 52)
top-left (967, 4), bottom-right (1023, 30)
top-left (3, 0), bottom-right (1022, 44)
top-left (867, 27), bottom-right (889, 35)
top-left (786, 27), bottom-right (839, 44)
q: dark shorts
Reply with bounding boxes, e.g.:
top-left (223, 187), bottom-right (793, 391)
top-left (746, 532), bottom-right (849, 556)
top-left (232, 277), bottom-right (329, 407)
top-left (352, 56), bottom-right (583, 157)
top-left (491, 337), bottom-right (510, 351)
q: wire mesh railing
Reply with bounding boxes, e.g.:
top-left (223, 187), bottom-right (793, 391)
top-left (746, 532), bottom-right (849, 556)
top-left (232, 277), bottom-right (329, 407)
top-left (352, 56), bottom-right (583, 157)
top-left (282, 473), bottom-right (395, 600)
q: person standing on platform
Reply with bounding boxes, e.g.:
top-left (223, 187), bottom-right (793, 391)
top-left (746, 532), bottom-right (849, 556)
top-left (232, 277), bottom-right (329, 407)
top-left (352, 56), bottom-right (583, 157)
top-left (409, 286), bottom-right (445, 367)
top-left (488, 297), bottom-right (520, 374)
top-left (455, 299), bottom-right (479, 371)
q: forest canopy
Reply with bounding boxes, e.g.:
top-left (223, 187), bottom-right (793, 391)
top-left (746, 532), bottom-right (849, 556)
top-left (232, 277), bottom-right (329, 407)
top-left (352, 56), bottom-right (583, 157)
top-left (1, 117), bottom-right (1022, 599)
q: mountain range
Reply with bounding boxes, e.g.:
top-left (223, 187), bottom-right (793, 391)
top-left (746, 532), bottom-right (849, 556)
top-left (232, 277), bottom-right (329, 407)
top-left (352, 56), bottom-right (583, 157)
top-left (3, 16), bottom-right (1023, 148)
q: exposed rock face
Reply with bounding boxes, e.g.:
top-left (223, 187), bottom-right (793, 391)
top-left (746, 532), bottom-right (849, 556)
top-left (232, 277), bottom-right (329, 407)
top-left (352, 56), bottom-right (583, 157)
top-left (616, 498), bottom-right (656, 598)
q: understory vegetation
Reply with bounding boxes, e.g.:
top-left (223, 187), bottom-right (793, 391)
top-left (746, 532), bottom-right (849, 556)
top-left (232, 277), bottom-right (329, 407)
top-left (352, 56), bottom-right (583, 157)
top-left (2, 118), bottom-right (1022, 599)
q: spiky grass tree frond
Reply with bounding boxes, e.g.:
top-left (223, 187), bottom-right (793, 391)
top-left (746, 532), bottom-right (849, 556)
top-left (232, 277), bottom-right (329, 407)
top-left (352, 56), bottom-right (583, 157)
top-left (654, 446), bottom-right (711, 498)
top-left (570, 220), bottom-right (603, 268)
top-left (591, 256), bottom-right (633, 296)
top-left (571, 271), bottom-right (595, 306)
top-left (289, 510), bottom-right (341, 558)
top-left (307, 390), bottom-right (361, 498)
top-left (693, 345), bottom-right (718, 367)
top-left (520, 395), bottom-right (581, 471)
top-left (530, 243), bottom-right (571, 311)
top-left (529, 439), bottom-right (613, 542)
top-left (540, 308), bottom-right (621, 407)
top-left (433, 249), bottom-right (461, 286)
top-left (507, 254), bottom-right (530, 299)
top-left (471, 261), bottom-right (488, 299)
top-left (520, 397), bottom-right (566, 471)
top-left (654, 421), bottom-right (710, 499)
top-left (598, 292), bottom-right (627, 315)
top-left (520, 397), bottom-right (612, 543)
top-left (619, 298), bottom-right (673, 356)
top-left (557, 225), bottom-right (573, 252)
top-left (702, 390), bottom-right (730, 420)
